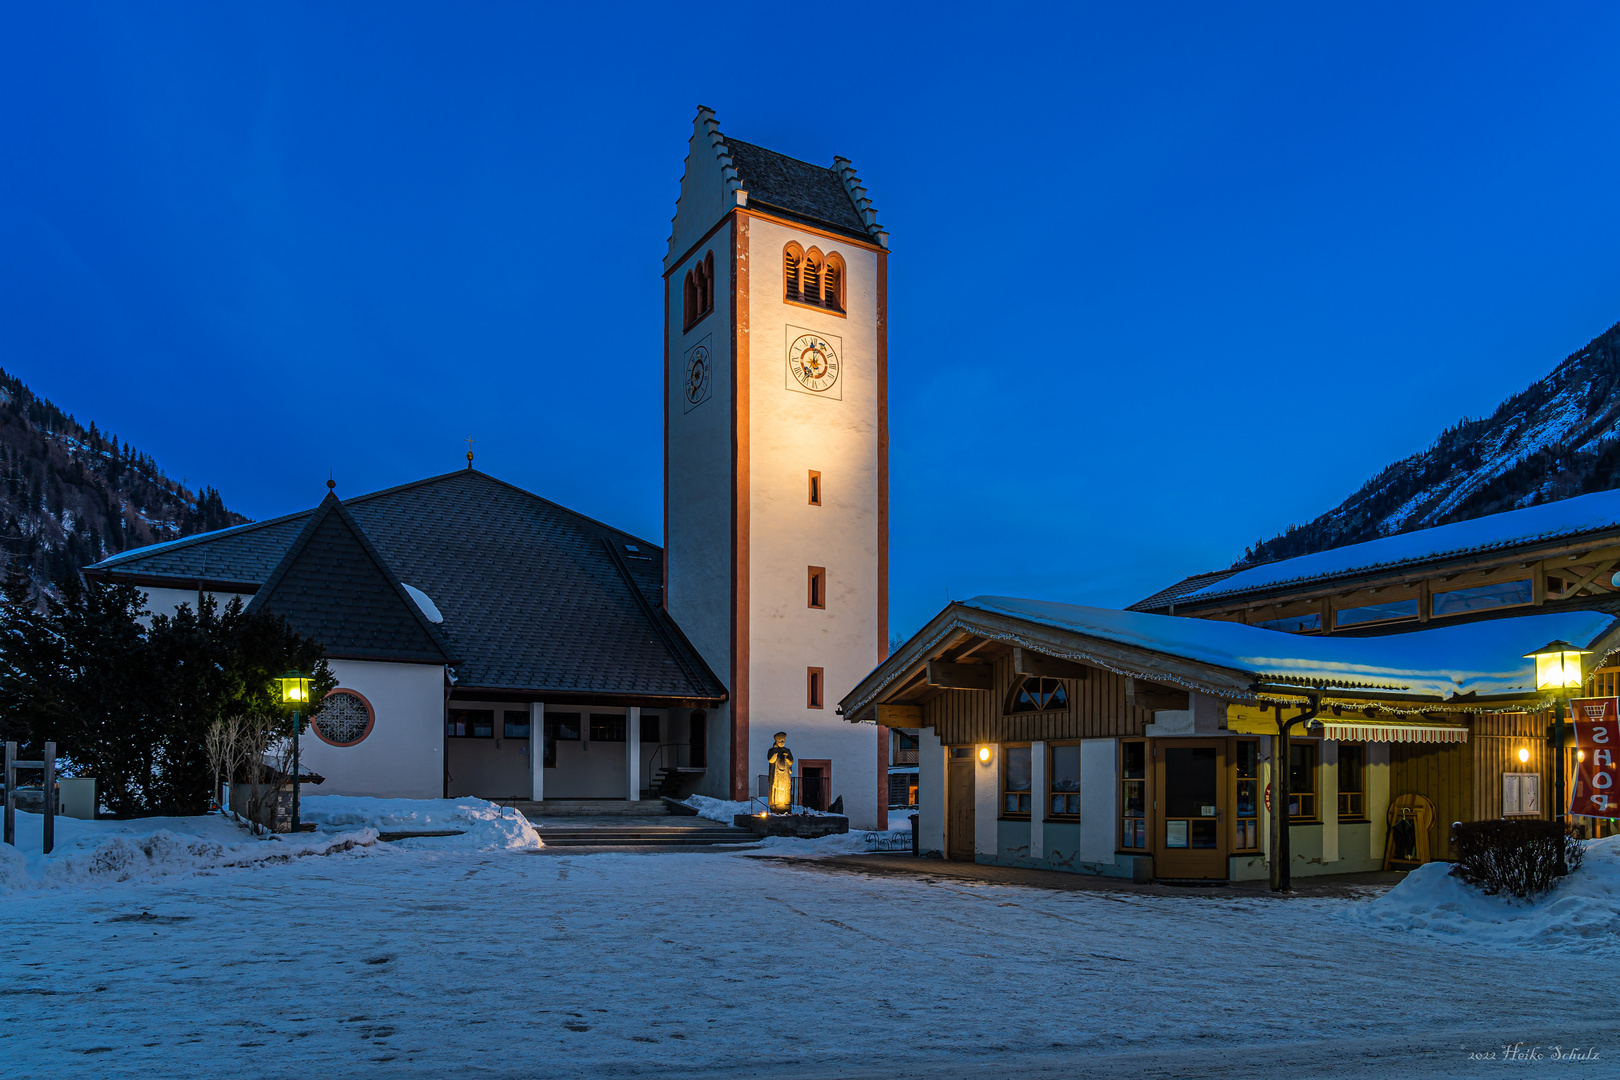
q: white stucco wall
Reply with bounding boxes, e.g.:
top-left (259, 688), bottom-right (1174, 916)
top-left (975, 744), bottom-right (999, 856)
top-left (140, 587), bottom-right (252, 621)
top-left (299, 660), bottom-right (444, 799)
top-left (744, 217), bottom-right (883, 828)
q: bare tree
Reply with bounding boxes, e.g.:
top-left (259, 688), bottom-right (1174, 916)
top-left (238, 714), bottom-right (277, 835)
top-left (204, 719), bottom-right (229, 813)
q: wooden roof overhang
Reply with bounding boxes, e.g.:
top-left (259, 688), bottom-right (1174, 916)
top-left (1174, 532), bottom-right (1620, 618)
top-left (840, 602), bottom-right (1595, 728)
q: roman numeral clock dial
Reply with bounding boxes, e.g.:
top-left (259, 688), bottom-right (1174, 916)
top-left (787, 331), bottom-right (841, 397)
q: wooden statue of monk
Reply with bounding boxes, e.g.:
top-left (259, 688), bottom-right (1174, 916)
top-left (767, 731), bottom-right (794, 814)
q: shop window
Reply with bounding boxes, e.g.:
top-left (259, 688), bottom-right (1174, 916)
top-left (311, 689), bottom-right (374, 747)
top-left (1007, 677), bottom-right (1067, 714)
top-left (1234, 740), bottom-right (1259, 850)
top-left (1049, 743), bottom-right (1081, 817)
top-left (544, 712), bottom-right (581, 769)
top-left (1120, 740), bottom-right (1147, 849)
top-left (1334, 598), bottom-right (1418, 629)
top-left (1288, 742), bottom-right (1318, 820)
top-left (503, 710), bottom-right (531, 739)
top-left (808, 470), bottom-right (822, 506)
top-left (1338, 744), bottom-right (1366, 819)
top-left (447, 709), bottom-right (494, 739)
top-left (1431, 578), bottom-right (1532, 617)
top-left (590, 715), bottom-right (627, 742)
top-left (641, 714), bottom-right (661, 744)
top-left (1003, 745), bottom-right (1032, 816)
top-left (808, 566), bottom-right (826, 609)
top-left (807, 667), bottom-right (824, 709)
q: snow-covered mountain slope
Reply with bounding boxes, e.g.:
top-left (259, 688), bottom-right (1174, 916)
top-left (1240, 319), bottom-right (1620, 568)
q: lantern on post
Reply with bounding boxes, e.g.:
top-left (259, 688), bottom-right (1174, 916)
top-left (1523, 640), bottom-right (1589, 873)
top-left (277, 671), bottom-right (312, 832)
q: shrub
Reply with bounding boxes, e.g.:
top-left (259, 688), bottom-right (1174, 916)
top-left (1450, 819), bottom-right (1585, 899)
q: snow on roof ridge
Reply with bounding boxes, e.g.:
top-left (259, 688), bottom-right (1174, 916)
top-left (961, 595), bottom-right (1618, 701)
top-left (1186, 487), bottom-right (1620, 603)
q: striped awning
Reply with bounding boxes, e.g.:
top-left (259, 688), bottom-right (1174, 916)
top-left (1320, 722), bottom-right (1468, 744)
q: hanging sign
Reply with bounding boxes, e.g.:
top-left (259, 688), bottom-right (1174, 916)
top-left (1570, 697), bottom-right (1620, 818)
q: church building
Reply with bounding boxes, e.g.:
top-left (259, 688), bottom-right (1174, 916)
top-left (85, 108), bottom-right (893, 829)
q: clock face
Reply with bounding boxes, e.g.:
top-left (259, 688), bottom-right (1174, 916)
top-left (788, 334), bottom-right (840, 393)
top-left (682, 337), bottom-right (712, 413)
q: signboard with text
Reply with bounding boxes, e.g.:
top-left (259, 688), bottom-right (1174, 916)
top-left (1570, 697), bottom-right (1620, 819)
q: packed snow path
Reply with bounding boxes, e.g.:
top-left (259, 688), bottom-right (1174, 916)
top-left (2, 846), bottom-right (1612, 1079)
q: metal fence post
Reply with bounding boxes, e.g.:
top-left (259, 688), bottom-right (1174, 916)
top-left (42, 742), bottom-right (55, 856)
top-left (3, 741), bottom-right (14, 847)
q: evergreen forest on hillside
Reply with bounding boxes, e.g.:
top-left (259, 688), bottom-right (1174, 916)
top-left (0, 368), bottom-right (246, 596)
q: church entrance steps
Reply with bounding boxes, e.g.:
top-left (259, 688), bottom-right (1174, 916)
top-left (508, 799), bottom-right (670, 818)
top-left (531, 822), bottom-right (758, 848)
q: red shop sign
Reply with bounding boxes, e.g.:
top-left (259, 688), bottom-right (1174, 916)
top-left (1570, 697), bottom-right (1620, 818)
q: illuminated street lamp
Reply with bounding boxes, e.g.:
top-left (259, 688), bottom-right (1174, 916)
top-left (278, 671), bottom-right (312, 833)
top-left (1523, 640), bottom-right (1588, 873)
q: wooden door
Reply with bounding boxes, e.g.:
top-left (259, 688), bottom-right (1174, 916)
top-left (947, 750), bottom-right (975, 861)
top-left (1154, 739), bottom-right (1228, 880)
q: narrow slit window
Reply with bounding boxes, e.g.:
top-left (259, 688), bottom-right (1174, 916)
top-left (808, 470), bottom-right (822, 506)
top-left (808, 566), bottom-right (826, 609)
top-left (807, 667), bottom-right (824, 709)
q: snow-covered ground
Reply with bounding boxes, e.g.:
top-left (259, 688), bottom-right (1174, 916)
top-left (1, 804), bottom-right (1615, 1079)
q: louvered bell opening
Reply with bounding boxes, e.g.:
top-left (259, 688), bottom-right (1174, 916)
top-left (784, 252), bottom-right (801, 301)
top-left (803, 260), bottom-right (821, 305)
top-left (822, 264), bottom-right (841, 311)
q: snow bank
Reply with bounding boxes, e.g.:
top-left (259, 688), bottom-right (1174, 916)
top-left (1360, 836), bottom-right (1620, 951)
top-left (0, 811), bottom-right (382, 893)
top-left (682, 794), bottom-right (841, 823)
top-left (680, 796), bottom-right (910, 854)
top-left (0, 796), bottom-right (540, 893)
top-left (298, 795), bottom-right (541, 851)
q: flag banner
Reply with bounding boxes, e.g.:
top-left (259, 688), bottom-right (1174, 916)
top-left (1570, 697), bottom-right (1620, 819)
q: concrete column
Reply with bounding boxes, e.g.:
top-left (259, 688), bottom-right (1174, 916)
top-left (1029, 740), bottom-right (1047, 860)
top-left (627, 706), bottom-right (641, 801)
top-left (1079, 739), bottom-right (1116, 864)
top-left (1366, 741), bottom-right (1391, 860)
top-left (919, 728), bottom-right (946, 855)
top-left (1320, 740), bottom-right (1340, 864)
top-left (975, 743), bottom-right (999, 858)
top-left (1258, 735), bottom-right (1272, 864)
top-left (530, 702), bottom-right (545, 802)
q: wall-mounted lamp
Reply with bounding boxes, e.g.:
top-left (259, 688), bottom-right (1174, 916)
top-left (978, 746), bottom-right (991, 764)
top-left (1518, 747), bottom-right (1531, 764)
top-left (1578, 750), bottom-right (1587, 763)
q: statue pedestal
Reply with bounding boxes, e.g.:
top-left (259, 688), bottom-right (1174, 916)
top-left (733, 813), bottom-right (850, 838)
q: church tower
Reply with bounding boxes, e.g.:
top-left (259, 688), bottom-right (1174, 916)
top-left (663, 107), bottom-right (890, 828)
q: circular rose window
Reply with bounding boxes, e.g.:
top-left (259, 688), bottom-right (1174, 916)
top-left (310, 689), bottom-right (375, 747)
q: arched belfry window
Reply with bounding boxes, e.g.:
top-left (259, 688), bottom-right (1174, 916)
top-left (683, 250), bottom-right (715, 331)
top-left (783, 243), bottom-right (844, 313)
top-left (1005, 677), bottom-right (1068, 715)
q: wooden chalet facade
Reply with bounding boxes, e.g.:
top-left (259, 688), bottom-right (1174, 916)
top-left (844, 490), bottom-right (1620, 883)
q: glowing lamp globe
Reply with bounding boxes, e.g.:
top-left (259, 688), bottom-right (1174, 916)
top-left (978, 746), bottom-right (991, 764)
top-left (1523, 641), bottom-right (1588, 693)
top-left (277, 671), bottom-right (312, 707)
top-left (1518, 747), bottom-right (1531, 764)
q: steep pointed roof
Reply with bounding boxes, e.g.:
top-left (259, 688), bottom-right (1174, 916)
top-left (246, 492), bottom-right (455, 664)
top-left (87, 470), bottom-right (726, 702)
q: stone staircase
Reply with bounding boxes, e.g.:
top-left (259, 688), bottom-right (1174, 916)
top-left (533, 822), bottom-right (758, 848)
top-left (506, 799), bottom-right (671, 818)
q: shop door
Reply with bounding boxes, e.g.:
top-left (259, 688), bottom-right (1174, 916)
top-left (1154, 740), bottom-right (1228, 880)
top-left (947, 750), bottom-right (975, 861)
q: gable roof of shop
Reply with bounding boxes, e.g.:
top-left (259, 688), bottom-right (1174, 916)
top-left (1151, 488), bottom-right (1620, 608)
top-left (842, 595), bottom-right (1620, 720)
top-left (87, 470), bottom-right (727, 702)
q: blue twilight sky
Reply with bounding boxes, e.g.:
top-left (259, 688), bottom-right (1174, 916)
top-left (5, 4), bottom-right (1620, 639)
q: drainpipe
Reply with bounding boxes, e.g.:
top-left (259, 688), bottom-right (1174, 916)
top-left (1270, 694), bottom-right (1322, 893)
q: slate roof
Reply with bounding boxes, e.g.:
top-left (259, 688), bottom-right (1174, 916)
top-left (726, 139), bottom-right (871, 241)
top-left (87, 470), bottom-right (726, 703)
top-left (1127, 568), bottom-right (1241, 613)
top-left (246, 493), bottom-right (455, 665)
